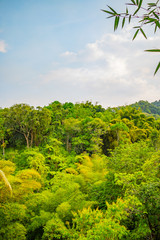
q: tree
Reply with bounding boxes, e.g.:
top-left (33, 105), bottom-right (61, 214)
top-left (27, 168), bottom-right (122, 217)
top-left (0, 109), bottom-right (9, 158)
top-left (5, 104), bottom-right (51, 148)
top-left (102, 0), bottom-right (160, 75)
top-left (5, 104), bottom-right (36, 148)
top-left (63, 118), bottom-right (81, 152)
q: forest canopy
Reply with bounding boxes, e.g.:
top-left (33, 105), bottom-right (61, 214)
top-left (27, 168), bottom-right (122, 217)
top-left (0, 100), bottom-right (160, 239)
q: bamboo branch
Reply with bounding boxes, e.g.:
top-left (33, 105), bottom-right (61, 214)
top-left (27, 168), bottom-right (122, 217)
top-left (0, 170), bottom-right (12, 197)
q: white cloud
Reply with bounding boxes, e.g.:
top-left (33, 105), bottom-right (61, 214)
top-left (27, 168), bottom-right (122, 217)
top-left (0, 40), bottom-right (7, 53)
top-left (40, 31), bottom-right (160, 108)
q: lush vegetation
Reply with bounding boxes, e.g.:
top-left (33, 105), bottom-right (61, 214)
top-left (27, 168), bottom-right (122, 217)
top-left (0, 100), bottom-right (160, 239)
top-left (129, 100), bottom-right (160, 117)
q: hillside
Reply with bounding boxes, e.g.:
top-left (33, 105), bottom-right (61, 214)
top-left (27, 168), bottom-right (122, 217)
top-left (0, 101), bottom-right (160, 239)
top-left (130, 100), bottom-right (160, 117)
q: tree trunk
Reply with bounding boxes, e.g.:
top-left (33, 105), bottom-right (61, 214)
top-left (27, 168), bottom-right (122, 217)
top-left (2, 139), bottom-right (5, 159)
top-left (24, 132), bottom-right (30, 148)
top-left (66, 134), bottom-right (69, 151)
top-left (31, 131), bottom-right (34, 148)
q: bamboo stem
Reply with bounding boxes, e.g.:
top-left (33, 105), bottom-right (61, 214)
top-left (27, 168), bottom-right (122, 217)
top-left (0, 170), bottom-right (12, 197)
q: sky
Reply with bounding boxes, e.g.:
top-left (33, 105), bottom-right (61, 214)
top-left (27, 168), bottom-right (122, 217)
top-left (0, 0), bottom-right (160, 109)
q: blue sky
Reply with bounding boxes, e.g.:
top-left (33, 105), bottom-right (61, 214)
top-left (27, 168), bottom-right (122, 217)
top-left (0, 0), bottom-right (160, 108)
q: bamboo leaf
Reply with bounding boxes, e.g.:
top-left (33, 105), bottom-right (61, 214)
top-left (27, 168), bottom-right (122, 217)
top-left (107, 5), bottom-right (118, 15)
top-left (138, 0), bottom-right (143, 8)
top-left (122, 17), bottom-right (125, 28)
top-left (132, 29), bottom-right (140, 40)
top-left (153, 12), bottom-right (159, 19)
top-left (149, 8), bottom-right (157, 15)
top-left (126, 7), bottom-right (128, 14)
top-left (140, 28), bottom-right (147, 39)
top-left (127, 3), bottom-right (136, 5)
top-left (148, 3), bottom-right (157, 7)
top-left (155, 21), bottom-right (160, 28)
top-left (154, 62), bottom-right (160, 75)
top-left (133, 6), bottom-right (141, 15)
top-left (131, 0), bottom-right (136, 4)
top-left (129, 15), bottom-right (132, 23)
top-left (107, 15), bottom-right (115, 19)
top-left (154, 24), bottom-right (158, 33)
top-left (101, 10), bottom-right (115, 15)
top-left (114, 16), bottom-right (120, 31)
top-left (145, 49), bottom-right (160, 52)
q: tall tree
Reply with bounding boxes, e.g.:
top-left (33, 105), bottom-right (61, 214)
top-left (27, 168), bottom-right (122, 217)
top-left (5, 104), bottom-right (51, 148)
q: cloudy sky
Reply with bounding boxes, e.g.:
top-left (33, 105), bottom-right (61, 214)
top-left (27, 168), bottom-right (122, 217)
top-left (0, 0), bottom-right (160, 109)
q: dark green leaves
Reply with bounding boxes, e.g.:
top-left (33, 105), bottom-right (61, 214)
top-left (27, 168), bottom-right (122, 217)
top-left (114, 16), bottom-right (120, 31)
top-left (107, 5), bottom-right (118, 15)
top-left (154, 62), bottom-right (160, 75)
top-left (132, 29), bottom-right (140, 40)
top-left (140, 28), bottom-right (147, 39)
top-left (131, 0), bottom-right (136, 4)
top-left (133, 0), bottom-right (143, 15)
top-left (132, 27), bottom-right (147, 40)
top-left (145, 49), bottom-right (160, 53)
top-left (122, 17), bottom-right (126, 28)
top-left (145, 49), bottom-right (160, 74)
top-left (102, 0), bottom-right (160, 75)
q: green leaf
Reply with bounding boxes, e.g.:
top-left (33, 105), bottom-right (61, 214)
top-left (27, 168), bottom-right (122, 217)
top-left (148, 3), bottom-right (157, 7)
top-left (145, 49), bottom-right (160, 52)
top-left (155, 20), bottom-right (160, 29)
top-left (153, 12), bottom-right (159, 20)
top-left (140, 28), bottom-right (147, 39)
top-left (129, 15), bottom-right (132, 23)
top-left (126, 7), bottom-right (128, 14)
top-left (133, 6), bottom-right (141, 15)
top-left (136, 0), bottom-right (139, 5)
top-left (107, 15), bottom-right (115, 19)
top-left (148, 8), bottom-right (157, 15)
top-left (138, 0), bottom-right (143, 8)
top-left (132, 29), bottom-right (140, 40)
top-left (122, 17), bottom-right (125, 28)
top-left (131, 0), bottom-right (136, 4)
top-left (114, 16), bottom-right (120, 31)
top-left (133, 0), bottom-right (143, 15)
top-left (107, 5), bottom-right (118, 15)
top-left (154, 24), bottom-right (158, 33)
top-left (127, 3), bottom-right (136, 6)
top-left (154, 62), bottom-right (160, 75)
top-left (101, 10), bottom-right (115, 15)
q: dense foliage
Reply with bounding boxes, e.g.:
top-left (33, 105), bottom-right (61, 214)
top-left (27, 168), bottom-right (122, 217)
top-left (130, 100), bottom-right (160, 117)
top-left (0, 100), bottom-right (160, 239)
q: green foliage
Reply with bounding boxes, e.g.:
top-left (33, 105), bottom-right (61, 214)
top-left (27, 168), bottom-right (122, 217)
top-left (0, 100), bottom-right (160, 239)
top-left (42, 214), bottom-right (70, 240)
top-left (0, 222), bottom-right (27, 240)
top-left (0, 203), bottom-right (27, 240)
top-left (102, 0), bottom-right (160, 74)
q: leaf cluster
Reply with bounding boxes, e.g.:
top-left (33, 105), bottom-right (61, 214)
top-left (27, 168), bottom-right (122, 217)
top-left (102, 0), bottom-right (160, 74)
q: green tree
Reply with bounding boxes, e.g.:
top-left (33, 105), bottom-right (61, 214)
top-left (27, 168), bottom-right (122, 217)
top-left (0, 109), bottom-right (8, 158)
top-left (0, 203), bottom-right (27, 240)
top-left (5, 104), bottom-right (51, 148)
top-left (102, 0), bottom-right (160, 74)
top-left (5, 104), bottom-right (36, 148)
top-left (63, 118), bottom-right (81, 152)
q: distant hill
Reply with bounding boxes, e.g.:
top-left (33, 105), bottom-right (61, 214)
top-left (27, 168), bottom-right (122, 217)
top-left (152, 100), bottom-right (160, 108)
top-left (130, 100), bottom-right (160, 117)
